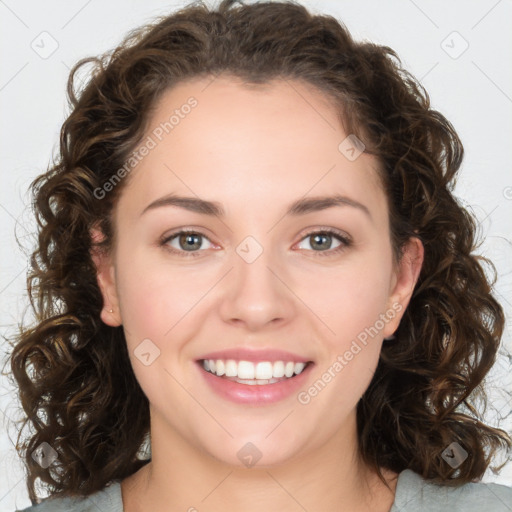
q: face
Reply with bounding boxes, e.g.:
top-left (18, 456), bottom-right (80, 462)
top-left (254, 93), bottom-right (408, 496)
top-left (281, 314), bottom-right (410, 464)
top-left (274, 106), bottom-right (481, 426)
top-left (93, 76), bottom-right (423, 468)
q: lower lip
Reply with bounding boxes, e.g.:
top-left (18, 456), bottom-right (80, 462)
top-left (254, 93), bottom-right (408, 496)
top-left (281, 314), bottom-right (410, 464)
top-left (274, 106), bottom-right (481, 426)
top-left (196, 362), bottom-right (314, 405)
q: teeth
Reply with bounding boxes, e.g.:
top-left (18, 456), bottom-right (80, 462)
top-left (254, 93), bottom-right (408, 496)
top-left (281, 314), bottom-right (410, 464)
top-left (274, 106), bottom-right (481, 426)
top-left (215, 360), bottom-right (225, 376)
top-left (294, 362), bottom-right (306, 374)
top-left (238, 360), bottom-right (255, 379)
top-left (225, 360), bottom-right (237, 377)
top-left (273, 361), bottom-right (285, 378)
top-left (255, 362), bottom-right (273, 380)
top-left (202, 359), bottom-right (308, 380)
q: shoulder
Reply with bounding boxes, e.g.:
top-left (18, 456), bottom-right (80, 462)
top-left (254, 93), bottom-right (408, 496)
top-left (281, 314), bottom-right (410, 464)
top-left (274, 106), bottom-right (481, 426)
top-left (392, 469), bottom-right (512, 512)
top-left (14, 481), bottom-right (123, 512)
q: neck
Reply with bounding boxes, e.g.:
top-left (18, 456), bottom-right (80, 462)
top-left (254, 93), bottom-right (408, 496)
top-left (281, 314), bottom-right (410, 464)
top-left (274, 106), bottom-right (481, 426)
top-left (121, 411), bottom-right (398, 512)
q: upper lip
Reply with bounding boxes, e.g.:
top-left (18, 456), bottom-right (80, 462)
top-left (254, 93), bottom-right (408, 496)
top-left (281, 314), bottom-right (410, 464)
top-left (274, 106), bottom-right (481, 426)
top-left (197, 348), bottom-right (313, 364)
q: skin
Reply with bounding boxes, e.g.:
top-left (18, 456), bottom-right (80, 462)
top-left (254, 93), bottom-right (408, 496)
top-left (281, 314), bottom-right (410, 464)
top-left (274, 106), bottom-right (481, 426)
top-left (92, 75), bottom-right (424, 512)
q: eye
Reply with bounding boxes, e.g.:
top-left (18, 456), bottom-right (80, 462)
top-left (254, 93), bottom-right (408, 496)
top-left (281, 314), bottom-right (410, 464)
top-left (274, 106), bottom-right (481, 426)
top-left (160, 227), bottom-right (352, 258)
top-left (295, 228), bottom-right (351, 256)
top-left (160, 229), bottom-right (214, 257)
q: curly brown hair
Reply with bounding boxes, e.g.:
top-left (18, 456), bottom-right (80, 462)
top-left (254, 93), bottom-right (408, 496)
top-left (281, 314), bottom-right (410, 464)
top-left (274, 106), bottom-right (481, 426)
top-left (7, 0), bottom-right (511, 503)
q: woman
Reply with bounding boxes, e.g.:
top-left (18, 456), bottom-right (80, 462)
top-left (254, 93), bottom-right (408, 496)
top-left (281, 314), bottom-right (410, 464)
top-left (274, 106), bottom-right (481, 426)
top-left (9, 0), bottom-right (512, 510)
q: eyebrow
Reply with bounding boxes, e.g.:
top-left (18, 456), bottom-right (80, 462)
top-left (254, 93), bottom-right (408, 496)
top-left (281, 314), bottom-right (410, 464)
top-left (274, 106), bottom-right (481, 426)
top-left (140, 193), bottom-right (372, 220)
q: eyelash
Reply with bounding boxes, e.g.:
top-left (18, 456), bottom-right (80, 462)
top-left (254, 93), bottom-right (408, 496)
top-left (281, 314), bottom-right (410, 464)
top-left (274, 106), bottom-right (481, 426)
top-left (159, 227), bottom-right (352, 258)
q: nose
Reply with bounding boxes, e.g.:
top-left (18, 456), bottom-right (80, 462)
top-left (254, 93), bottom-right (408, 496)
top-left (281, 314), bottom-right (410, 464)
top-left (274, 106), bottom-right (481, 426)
top-left (218, 245), bottom-right (296, 331)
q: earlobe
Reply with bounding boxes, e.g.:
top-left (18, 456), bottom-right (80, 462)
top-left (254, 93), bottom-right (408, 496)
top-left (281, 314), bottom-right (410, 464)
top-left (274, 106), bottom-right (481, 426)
top-left (383, 237), bottom-right (424, 338)
top-left (90, 227), bottom-right (122, 327)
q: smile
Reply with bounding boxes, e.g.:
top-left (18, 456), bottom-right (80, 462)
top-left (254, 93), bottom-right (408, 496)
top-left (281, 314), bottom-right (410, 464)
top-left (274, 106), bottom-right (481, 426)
top-left (202, 359), bottom-right (308, 383)
top-left (197, 359), bottom-right (314, 404)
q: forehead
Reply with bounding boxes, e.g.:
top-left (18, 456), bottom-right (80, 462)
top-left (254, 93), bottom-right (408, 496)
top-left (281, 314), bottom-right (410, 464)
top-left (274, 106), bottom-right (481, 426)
top-left (115, 75), bottom-right (386, 222)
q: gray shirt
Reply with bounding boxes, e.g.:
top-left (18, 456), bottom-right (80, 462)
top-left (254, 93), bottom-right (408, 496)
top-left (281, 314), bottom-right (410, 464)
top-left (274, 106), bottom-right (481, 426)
top-left (15, 469), bottom-right (512, 511)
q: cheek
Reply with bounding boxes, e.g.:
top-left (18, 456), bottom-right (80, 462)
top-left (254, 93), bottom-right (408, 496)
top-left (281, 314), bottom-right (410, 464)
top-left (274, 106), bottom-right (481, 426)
top-left (113, 255), bottom-right (191, 400)
top-left (116, 275), bottom-right (161, 339)
top-left (114, 247), bottom-right (212, 350)
top-left (114, 248), bottom-right (176, 344)
top-left (302, 262), bottom-right (391, 410)
top-left (302, 254), bottom-right (393, 343)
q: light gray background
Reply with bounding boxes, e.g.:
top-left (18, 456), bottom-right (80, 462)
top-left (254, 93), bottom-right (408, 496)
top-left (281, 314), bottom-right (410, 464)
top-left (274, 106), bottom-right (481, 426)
top-left (1, 0), bottom-right (511, 510)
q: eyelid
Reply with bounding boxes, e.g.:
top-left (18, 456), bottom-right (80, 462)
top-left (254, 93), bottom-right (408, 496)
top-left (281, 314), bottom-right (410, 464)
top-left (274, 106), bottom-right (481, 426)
top-left (296, 226), bottom-right (352, 244)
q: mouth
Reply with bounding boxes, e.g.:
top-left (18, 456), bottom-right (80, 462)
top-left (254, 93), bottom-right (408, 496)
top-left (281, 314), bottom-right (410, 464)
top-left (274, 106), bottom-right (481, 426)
top-left (199, 358), bottom-right (313, 385)
top-left (195, 358), bottom-right (315, 404)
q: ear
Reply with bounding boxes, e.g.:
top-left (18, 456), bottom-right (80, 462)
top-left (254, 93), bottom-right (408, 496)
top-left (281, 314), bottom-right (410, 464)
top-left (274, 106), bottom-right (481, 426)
top-left (382, 236), bottom-right (424, 338)
top-left (90, 226), bottom-right (122, 326)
